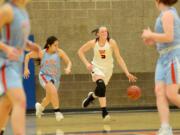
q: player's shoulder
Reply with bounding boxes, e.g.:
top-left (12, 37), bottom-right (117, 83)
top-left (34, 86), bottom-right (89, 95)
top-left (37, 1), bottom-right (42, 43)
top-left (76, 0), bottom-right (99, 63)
top-left (162, 9), bottom-right (175, 19)
top-left (88, 39), bottom-right (96, 45)
top-left (57, 48), bottom-right (64, 53)
top-left (84, 39), bottom-right (96, 48)
top-left (57, 48), bottom-right (66, 57)
top-left (0, 3), bottom-right (13, 24)
top-left (1, 3), bottom-right (13, 14)
top-left (109, 38), bottom-right (116, 44)
top-left (109, 39), bottom-right (117, 48)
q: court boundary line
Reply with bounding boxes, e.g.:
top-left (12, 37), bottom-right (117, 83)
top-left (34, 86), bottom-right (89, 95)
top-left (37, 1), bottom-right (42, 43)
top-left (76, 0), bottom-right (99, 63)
top-left (27, 106), bottom-right (180, 114)
top-left (64, 129), bottom-right (180, 134)
top-left (29, 108), bottom-right (180, 116)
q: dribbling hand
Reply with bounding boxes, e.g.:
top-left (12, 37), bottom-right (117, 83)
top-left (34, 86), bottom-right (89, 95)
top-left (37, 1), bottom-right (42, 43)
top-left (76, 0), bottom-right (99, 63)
top-left (126, 73), bottom-right (137, 82)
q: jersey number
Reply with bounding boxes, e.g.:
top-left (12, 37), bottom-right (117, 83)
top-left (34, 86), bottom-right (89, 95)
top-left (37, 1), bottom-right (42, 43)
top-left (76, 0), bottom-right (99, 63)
top-left (99, 50), bottom-right (106, 59)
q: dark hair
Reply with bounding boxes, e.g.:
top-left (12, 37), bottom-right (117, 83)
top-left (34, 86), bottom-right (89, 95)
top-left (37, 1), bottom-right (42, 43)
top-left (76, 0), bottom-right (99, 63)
top-left (44, 36), bottom-right (58, 49)
top-left (91, 27), bottom-right (110, 42)
top-left (158, 0), bottom-right (178, 6)
top-left (35, 36), bottom-right (58, 65)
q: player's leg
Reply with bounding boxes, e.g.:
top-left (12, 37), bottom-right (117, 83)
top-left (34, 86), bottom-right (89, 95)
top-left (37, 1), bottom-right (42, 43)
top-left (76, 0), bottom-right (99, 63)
top-left (82, 67), bottom-right (112, 120)
top-left (82, 75), bottom-right (104, 108)
top-left (36, 74), bottom-right (51, 118)
top-left (155, 60), bottom-right (172, 135)
top-left (0, 95), bottom-right (11, 135)
top-left (166, 84), bottom-right (180, 107)
top-left (166, 57), bottom-right (180, 107)
top-left (7, 89), bottom-right (26, 135)
top-left (1, 65), bottom-right (26, 135)
top-left (46, 81), bottom-right (63, 121)
top-left (35, 91), bottom-right (50, 118)
top-left (82, 66), bottom-right (106, 108)
top-left (97, 71), bottom-right (112, 121)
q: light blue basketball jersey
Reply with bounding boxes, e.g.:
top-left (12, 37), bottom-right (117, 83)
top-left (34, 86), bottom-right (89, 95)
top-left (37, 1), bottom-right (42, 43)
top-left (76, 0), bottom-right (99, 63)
top-left (0, 3), bottom-right (30, 63)
top-left (155, 7), bottom-right (180, 84)
top-left (155, 7), bottom-right (180, 52)
top-left (40, 50), bottom-right (61, 81)
top-left (0, 3), bottom-right (30, 95)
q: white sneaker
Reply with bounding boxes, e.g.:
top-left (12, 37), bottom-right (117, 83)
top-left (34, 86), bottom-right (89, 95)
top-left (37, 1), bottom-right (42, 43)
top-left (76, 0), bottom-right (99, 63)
top-left (36, 129), bottom-right (42, 135)
top-left (35, 102), bottom-right (44, 118)
top-left (103, 114), bottom-right (111, 122)
top-left (157, 126), bottom-right (173, 135)
top-left (55, 112), bottom-right (64, 121)
top-left (103, 124), bottom-right (111, 132)
top-left (56, 129), bottom-right (64, 135)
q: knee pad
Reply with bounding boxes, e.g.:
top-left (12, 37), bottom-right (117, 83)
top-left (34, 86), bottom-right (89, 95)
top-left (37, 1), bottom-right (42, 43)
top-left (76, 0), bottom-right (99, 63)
top-left (95, 79), bottom-right (106, 97)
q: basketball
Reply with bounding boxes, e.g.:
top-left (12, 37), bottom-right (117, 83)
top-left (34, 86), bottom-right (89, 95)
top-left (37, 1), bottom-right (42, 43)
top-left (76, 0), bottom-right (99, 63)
top-left (127, 85), bottom-right (141, 100)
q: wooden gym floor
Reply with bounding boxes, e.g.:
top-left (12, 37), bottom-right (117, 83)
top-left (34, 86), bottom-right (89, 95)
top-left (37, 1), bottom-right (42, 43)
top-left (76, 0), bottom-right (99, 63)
top-left (4, 110), bottom-right (180, 135)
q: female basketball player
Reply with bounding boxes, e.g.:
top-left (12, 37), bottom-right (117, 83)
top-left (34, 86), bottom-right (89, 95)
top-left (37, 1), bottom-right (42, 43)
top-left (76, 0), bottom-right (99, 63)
top-left (0, 0), bottom-right (40, 134)
top-left (78, 26), bottom-right (137, 121)
top-left (0, 1), bottom-right (8, 134)
top-left (142, 0), bottom-right (180, 134)
top-left (24, 36), bottom-right (72, 121)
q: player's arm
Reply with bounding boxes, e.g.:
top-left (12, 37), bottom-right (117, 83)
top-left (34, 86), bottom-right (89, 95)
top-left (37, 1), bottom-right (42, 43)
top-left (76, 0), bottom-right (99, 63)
top-left (111, 39), bottom-right (137, 82)
top-left (0, 4), bottom-right (20, 61)
top-left (142, 11), bottom-right (174, 43)
top-left (78, 40), bottom-right (94, 71)
top-left (143, 38), bottom-right (156, 46)
top-left (26, 40), bottom-right (41, 52)
top-left (58, 49), bottom-right (72, 74)
top-left (0, 4), bottom-right (13, 30)
top-left (24, 50), bottom-right (43, 78)
top-left (111, 39), bottom-right (129, 76)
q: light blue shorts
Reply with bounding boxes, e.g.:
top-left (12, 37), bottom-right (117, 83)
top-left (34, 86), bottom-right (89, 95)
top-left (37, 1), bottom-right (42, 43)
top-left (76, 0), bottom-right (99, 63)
top-left (155, 49), bottom-right (180, 84)
top-left (39, 72), bottom-right (60, 90)
top-left (0, 59), bottom-right (23, 96)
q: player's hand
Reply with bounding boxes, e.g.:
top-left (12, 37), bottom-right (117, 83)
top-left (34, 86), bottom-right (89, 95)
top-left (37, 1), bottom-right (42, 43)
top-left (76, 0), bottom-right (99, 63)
top-left (64, 67), bottom-right (71, 74)
top-left (24, 68), bottom-right (30, 79)
top-left (142, 27), bottom-right (153, 39)
top-left (126, 73), bottom-right (137, 82)
top-left (143, 38), bottom-right (155, 46)
top-left (6, 46), bottom-right (20, 61)
top-left (86, 63), bottom-right (93, 72)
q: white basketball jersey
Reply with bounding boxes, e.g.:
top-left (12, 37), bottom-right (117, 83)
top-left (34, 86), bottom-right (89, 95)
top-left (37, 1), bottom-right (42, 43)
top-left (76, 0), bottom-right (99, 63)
top-left (92, 41), bottom-right (113, 69)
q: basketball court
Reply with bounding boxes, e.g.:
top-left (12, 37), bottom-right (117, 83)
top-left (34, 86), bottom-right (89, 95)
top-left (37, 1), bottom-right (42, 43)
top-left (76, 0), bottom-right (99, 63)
top-left (1, 0), bottom-right (180, 135)
top-left (4, 110), bottom-right (180, 135)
